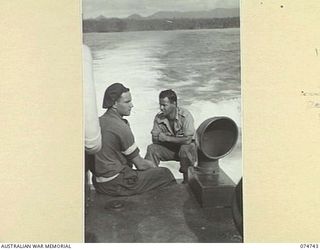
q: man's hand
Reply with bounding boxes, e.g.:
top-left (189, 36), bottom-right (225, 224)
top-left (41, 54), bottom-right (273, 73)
top-left (158, 132), bottom-right (168, 142)
top-left (132, 155), bottom-right (156, 170)
top-left (156, 133), bottom-right (193, 145)
top-left (143, 159), bottom-right (157, 169)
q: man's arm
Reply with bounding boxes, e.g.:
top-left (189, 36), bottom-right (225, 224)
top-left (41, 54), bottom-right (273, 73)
top-left (158, 133), bottom-right (193, 145)
top-left (151, 116), bottom-right (163, 144)
top-left (163, 108), bottom-right (196, 145)
top-left (118, 119), bottom-right (155, 170)
top-left (151, 120), bottom-right (193, 145)
top-left (152, 135), bottom-right (160, 144)
top-left (131, 155), bottom-right (156, 170)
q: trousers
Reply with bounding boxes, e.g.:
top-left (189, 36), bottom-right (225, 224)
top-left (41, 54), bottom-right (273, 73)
top-left (92, 165), bottom-right (176, 196)
top-left (145, 142), bottom-right (198, 174)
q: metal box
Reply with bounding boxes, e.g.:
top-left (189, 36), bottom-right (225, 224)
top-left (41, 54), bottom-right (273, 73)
top-left (188, 167), bottom-right (235, 208)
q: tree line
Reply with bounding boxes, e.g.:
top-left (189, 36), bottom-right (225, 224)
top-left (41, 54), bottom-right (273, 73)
top-left (83, 17), bottom-right (240, 33)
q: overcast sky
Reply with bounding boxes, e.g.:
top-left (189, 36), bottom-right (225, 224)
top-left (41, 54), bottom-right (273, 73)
top-left (82, 0), bottom-right (239, 19)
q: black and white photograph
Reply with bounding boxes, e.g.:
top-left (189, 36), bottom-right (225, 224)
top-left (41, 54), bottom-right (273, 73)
top-left (83, 0), bottom-right (243, 243)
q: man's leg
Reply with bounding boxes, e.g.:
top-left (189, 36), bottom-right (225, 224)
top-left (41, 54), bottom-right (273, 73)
top-left (145, 143), bottom-right (178, 166)
top-left (93, 166), bottom-right (176, 196)
top-left (178, 143), bottom-right (198, 183)
top-left (131, 167), bottom-right (176, 195)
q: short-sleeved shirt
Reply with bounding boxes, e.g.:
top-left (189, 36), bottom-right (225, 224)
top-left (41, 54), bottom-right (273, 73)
top-left (151, 107), bottom-right (196, 140)
top-left (95, 109), bottom-right (140, 178)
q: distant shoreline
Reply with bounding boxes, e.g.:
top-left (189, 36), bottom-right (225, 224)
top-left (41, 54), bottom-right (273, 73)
top-left (83, 17), bottom-right (240, 33)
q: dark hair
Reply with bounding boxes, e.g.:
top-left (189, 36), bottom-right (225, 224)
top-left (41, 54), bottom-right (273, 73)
top-left (102, 82), bottom-right (130, 109)
top-left (159, 89), bottom-right (177, 104)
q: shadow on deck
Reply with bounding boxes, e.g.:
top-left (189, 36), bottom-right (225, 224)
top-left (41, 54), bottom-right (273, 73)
top-left (85, 181), bottom-right (242, 243)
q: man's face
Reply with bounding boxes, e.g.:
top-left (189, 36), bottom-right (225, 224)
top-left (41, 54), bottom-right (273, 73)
top-left (159, 97), bottom-right (176, 117)
top-left (114, 91), bottom-right (133, 116)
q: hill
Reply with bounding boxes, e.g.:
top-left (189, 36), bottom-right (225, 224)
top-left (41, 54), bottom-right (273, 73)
top-left (83, 8), bottom-right (240, 33)
top-left (145, 8), bottom-right (239, 19)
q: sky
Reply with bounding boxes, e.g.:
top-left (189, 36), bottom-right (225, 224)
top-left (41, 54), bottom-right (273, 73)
top-left (82, 0), bottom-right (239, 19)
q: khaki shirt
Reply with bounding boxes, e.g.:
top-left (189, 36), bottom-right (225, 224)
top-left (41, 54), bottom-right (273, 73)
top-left (151, 107), bottom-right (196, 140)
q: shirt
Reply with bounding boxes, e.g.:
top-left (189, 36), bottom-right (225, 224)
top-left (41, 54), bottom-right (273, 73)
top-left (95, 109), bottom-right (140, 178)
top-left (151, 107), bottom-right (196, 140)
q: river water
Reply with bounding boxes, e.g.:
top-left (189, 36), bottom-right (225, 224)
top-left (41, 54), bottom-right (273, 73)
top-left (84, 28), bottom-right (242, 182)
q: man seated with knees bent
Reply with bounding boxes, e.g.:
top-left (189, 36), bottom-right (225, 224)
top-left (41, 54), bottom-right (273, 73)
top-left (145, 89), bottom-right (197, 183)
top-left (92, 83), bottom-right (176, 196)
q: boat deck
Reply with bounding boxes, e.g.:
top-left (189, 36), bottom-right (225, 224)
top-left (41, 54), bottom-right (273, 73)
top-left (85, 181), bottom-right (242, 243)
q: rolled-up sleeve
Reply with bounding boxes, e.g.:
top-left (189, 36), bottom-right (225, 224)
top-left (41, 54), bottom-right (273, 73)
top-left (182, 111), bottom-right (195, 137)
top-left (120, 126), bottom-right (140, 161)
top-left (151, 116), bottom-right (162, 136)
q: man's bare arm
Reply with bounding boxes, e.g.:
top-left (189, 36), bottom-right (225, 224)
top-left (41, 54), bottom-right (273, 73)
top-left (165, 135), bottom-right (193, 144)
top-left (158, 133), bottom-right (193, 145)
top-left (131, 155), bottom-right (156, 170)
